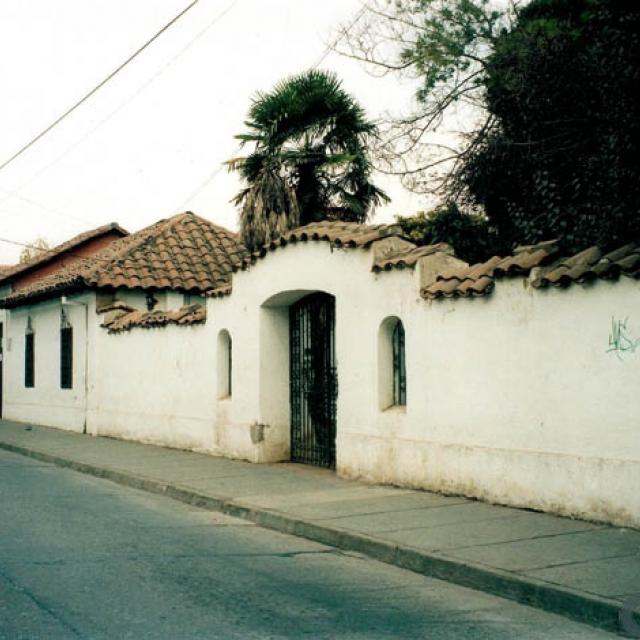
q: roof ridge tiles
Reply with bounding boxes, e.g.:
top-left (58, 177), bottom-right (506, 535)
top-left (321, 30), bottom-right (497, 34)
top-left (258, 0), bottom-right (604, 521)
top-left (372, 243), bottom-right (454, 272)
top-left (422, 238), bottom-right (640, 300)
top-left (1, 212), bottom-right (247, 307)
top-left (235, 220), bottom-right (409, 272)
top-left (0, 221), bottom-right (129, 285)
top-left (601, 242), bottom-right (638, 263)
top-left (101, 302), bottom-right (206, 333)
top-left (513, 238), bottom-right (560, 255)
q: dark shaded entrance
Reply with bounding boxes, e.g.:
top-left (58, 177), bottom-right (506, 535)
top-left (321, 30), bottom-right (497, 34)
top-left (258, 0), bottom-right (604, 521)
top-left (289, 292), bottom-right (337, 468)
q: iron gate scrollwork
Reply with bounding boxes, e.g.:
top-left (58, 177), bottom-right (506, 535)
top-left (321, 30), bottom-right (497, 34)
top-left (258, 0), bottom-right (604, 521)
top-left (289, 292), bottom-right (337, 468)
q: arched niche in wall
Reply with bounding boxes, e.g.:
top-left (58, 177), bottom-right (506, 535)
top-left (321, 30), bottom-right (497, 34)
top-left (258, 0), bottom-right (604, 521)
top-left (378, 316), bottom-right (406, 410)
top-left (217, 329), bottom-right (232, 399)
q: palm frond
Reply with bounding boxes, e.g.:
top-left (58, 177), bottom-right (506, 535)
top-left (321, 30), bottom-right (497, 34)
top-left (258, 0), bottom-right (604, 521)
top-left (230, 69), bottom-right (390, 234)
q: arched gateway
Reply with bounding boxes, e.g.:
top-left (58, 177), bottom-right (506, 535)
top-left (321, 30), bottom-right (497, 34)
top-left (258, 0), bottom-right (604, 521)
top-left (289, 292), bottom-right (337, 468)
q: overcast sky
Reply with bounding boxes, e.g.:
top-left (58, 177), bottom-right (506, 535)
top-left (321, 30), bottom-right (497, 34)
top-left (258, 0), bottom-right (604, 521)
top-left (0, 0), bottom-right (431, 263)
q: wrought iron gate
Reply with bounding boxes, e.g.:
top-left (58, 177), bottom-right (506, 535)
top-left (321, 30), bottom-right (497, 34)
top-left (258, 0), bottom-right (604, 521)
top-left (290, 292), bottom-right (337, 468)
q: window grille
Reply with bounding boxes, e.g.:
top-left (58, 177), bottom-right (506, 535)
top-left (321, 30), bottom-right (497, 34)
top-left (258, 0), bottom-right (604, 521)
top-left (392, 320), bottom-right (406, 406)
top-left (25, 318), bottom-right (34, 388)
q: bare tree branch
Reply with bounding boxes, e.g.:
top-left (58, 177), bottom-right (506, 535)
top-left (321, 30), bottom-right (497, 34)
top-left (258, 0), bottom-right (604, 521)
top-left (330, 0), bottom-right (514, 199)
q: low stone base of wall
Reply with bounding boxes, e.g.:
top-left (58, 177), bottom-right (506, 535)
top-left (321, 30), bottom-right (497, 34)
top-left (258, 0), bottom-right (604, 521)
top-left (3, 404), bottom-right (85, 434)
top-left (337, 432), bottom-right (640, 529)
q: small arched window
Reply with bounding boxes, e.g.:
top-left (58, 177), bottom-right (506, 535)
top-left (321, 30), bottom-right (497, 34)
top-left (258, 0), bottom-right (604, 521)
top-left (217, 330), bottom-right (232, 398)
top-left (392, 320), bottom-right (406, 406)
top-left (378, 316), bottom-right (407, 409)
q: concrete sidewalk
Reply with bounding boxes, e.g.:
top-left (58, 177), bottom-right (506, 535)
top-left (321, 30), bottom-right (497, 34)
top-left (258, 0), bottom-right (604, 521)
top-left (0, 419), bottom-right (638, 635)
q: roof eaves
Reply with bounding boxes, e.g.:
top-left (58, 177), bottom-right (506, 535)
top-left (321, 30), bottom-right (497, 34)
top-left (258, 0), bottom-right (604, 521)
top-left (0, 278), bottom-right (88, 309)
top-left (0, 222), bottom-right (128, 285)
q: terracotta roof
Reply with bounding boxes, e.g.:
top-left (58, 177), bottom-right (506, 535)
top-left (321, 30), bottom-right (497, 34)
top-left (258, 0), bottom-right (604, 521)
top-left (372, 242), bottom-right (453, 271)
top-left (101, 304), bottom-right (206, 333)
top-left (0, 256), bottom-right (96, 304)
top-left (532, 243), bottom-right (640, 288)
top-left (422, 239), bottom-right (640, 300)
top-left (0, 212), bottom-right (248, 308)
top-left (236, 221), bottom-right (406, 270)
top-left (0, 222), bottom-right (128, 285)
top-left (95, 301), bottom-right (137, 314)
top-left (206, 284), bottom-right (232, 298)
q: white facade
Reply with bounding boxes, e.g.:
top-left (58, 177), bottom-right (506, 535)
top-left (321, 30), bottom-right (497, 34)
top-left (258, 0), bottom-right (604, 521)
top-left (89, 315), bottom-right (215, 451)
top-left (1, 292), bottom-right (94, 432)
top-left (2, 239), bottom-right (639, 528)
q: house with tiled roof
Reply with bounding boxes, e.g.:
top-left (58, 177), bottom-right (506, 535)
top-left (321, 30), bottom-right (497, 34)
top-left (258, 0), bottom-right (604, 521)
top-left (0, 222), bottom-right (129, 419)
top-left (1, 212), bottom-right (639, 529)
top-left (0, 212), bottom-right (246, 434)
top-left (0, 222), bottom-right (129, 299)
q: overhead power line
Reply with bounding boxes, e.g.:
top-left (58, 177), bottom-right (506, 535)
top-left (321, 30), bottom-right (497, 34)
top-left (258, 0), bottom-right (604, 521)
top-left (0, 0), bottom-right (200, 176)
top-left (311, 3), bottom-right (368, 68)
top-left (0, 236), bottom-right (113, 265)
top-left (0, 0), bottom-right (239, 222)
top-left (0, 187), bottom-right (94, 226)
top-left (0, 0), bottom-right (240, 226)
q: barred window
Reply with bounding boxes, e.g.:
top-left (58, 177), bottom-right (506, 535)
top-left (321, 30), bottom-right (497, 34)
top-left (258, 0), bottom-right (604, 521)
top-left (24, 318), bottom-right (34, 388)
top-left (392, 320), bottom-right (406, 406)
top-left (60, 319), bottom-right (73, 389)
top-left (378, 316), bottom-right (407, 409)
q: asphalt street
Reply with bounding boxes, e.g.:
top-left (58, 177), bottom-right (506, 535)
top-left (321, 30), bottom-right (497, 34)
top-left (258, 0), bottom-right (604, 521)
top-left (0, 449), bottom-right (616, 639)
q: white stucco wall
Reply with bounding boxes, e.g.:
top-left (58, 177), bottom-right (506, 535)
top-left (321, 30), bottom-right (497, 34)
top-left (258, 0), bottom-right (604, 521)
top-left (338, 274), bottom-right (640, 528)
top-left (202, 242), bottom-right (640, 527)
top-left (1, 291), bottom-right (94, 432)
top-left (2, 241), bottom-right (638, 528)
top-left (88, 320), bottom-right (216, 452)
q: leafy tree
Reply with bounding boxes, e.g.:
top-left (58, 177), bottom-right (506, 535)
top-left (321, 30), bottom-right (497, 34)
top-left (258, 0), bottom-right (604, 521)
top-left (339, 0), bottom-right (640, 251)
top-left (396, 202), bottom-right (503, 264)
top-left (458, 0), bottom-right (640, 250)
top-left (335, 0), bottom-right (514, 194)
top-left (19, 237), bottom-right (51, 264)
top-left (229, 70), bottom-right (388, 250)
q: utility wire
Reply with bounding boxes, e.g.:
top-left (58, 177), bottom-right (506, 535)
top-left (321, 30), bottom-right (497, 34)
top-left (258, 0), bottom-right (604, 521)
top-left (0, 0), bottom-right (241, 258)
top-left (177, 2), bottom-right (370, 210)
top-left (0, 236), bottom-right (114, 265)
top-left (311, 3), bottom-right (368, 68)
top-left (0, 0), bottom-right (240, 221)
top-left (0, 188), bottom-right (94, 226)
top-left (0, 0), bottom-right (199, 175)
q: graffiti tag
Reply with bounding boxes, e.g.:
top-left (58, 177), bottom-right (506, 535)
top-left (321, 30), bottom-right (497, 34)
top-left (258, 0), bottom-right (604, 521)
top-left (607, 317), bottom-right (640, 359)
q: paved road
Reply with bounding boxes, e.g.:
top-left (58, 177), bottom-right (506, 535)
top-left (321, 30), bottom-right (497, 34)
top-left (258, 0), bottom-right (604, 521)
top-left (0, 450), bottom-right (615, 639)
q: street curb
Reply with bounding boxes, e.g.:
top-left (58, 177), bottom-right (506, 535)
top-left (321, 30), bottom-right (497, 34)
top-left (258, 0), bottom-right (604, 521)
top-left (0, 439), bottom-right (628, 635)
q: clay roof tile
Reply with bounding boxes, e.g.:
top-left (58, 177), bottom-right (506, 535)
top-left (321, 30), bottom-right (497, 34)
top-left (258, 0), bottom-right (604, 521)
top-left (0, 222), bottom-right (129, 286)
top-left (0, 212), bottom-right (249, 307)
top-left (235, 221), bottom-right (408, 272)
top-left (421, 238), bottom-right (639, 300)
top-left (102, 304), bottom-right (206, 333)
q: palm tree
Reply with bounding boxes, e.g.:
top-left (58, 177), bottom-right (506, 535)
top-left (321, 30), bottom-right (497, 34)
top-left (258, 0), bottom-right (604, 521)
top-left (228, 70), bottom-right (389, 250)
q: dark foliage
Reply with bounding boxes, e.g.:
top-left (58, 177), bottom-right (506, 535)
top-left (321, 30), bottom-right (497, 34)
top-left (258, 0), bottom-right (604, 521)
top-left (458, 0), bottom-right (640, 251)
top-left (396, 202), bottom-right (504, 264)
